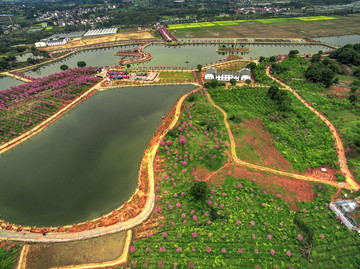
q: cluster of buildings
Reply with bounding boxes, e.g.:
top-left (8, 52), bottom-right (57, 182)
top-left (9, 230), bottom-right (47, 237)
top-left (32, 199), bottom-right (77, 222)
top-left (55, 16), bottom-right (111, 28)
top-left (34, 5), bottom-right (117, 23)
top-left (204, 67), bottom-right (251, 81)
top-left (35, 28), bottom-right (118, 47)
top-left (303, 1), bottom-right (360, 14)
top-left (230, 6), bottom-right (290, 15)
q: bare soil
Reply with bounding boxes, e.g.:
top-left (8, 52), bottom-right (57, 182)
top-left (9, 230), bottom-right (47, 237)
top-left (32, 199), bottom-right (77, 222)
top-left (192, 162), bottom-right (314, 210)
top-left (305, 164), bottom-right (338, 184)
top-left (329, 85), bottom-right (350, 98)
top-left (232, 118), bottom-right (294, 172)
top-left (24, 231), bottom-right (127, 268)
top-left (41, 31), bottom-right (155, 52)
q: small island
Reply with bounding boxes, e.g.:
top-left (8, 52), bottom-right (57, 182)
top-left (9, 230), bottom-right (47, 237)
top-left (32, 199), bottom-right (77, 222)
top-left (216, 44), bottom-right (250, 53)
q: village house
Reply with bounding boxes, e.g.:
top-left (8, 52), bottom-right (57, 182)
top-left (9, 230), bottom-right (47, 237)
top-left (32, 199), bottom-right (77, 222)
top-left (204, 67), bottom-right (251, 81)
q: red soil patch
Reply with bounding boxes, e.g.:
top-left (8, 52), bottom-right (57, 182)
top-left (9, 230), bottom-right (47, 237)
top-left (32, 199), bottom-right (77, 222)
top-left (305, 164), bottom-right (338, 184)
top-left (233, 118), bottom-right (294, 172)
top-left (192, 162), bottom-right (314, 210)
top-left (329, 85), bottom-right (349, 98)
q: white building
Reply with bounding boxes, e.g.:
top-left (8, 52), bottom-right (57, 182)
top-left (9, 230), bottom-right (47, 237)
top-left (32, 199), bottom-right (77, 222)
top-left (216, 70), bottom-right (240, 81)
top-left (239, 68), bottom-right (251, 81)
top-left (47, 37), bottom-right (70, 47)
top-left (204, 67), bottom-right (216, 80)
top-left (204, 67), bottom-right (251, 81)
top-left (35, 40), bottom-right (47, 47)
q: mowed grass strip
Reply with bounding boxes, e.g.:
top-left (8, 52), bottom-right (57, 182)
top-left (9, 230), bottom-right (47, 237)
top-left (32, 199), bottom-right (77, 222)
top-left (158, 71), bottom-right (195, 82)
top-left (167, 16), bottom-right (337, 30)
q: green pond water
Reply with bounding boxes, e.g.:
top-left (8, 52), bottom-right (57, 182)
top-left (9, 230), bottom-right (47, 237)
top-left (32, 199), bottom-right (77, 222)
top-left (0, 76), bottom-right (23, 91)
top-left (0, 85), bottom-right (195, 226)
top-left (314, 35), bottom-right (360, 47)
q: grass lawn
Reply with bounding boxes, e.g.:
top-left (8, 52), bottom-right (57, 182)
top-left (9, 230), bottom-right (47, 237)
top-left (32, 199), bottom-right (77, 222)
top-left (158, 71), bottom-right (195, 83)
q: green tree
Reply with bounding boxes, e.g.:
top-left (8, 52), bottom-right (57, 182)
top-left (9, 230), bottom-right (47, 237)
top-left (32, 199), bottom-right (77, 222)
top-left (311, 53), bottom-right (322, 63)
top-left (351, 79), bottom-right (360, 87)
top-left (246, 62), bottom-right (257, 71)
top-left (229, 78), bottom-right (237, 86)
top-left (189, 181), bottom-right (209, 202)
top-left (305, 63), bottom-right (335, 87)
top-left (77, 61), bottom-right (86, 68)
top-left (288, 50), bottom-right (299, 58)
top-left (126, 63), bottom-right (131, 68)
top-left (267, 85), bottom-right (279, 99)
top-left (245, 79), bottom-right (252, 85)
top-left (197, 64), bottom-right (202, 72)
top-left (60, 64), bottom-right (69, 71)
top-left (259, 56), bottom-right (265, 62)
top-left (351, 86), bottom-right (358, 93)
top-left (269, 56), bottom-right (276, 62)
top-left (349, 94), bottom-right (358, 105)
top-left (353, 68), bottom-right (360, 79)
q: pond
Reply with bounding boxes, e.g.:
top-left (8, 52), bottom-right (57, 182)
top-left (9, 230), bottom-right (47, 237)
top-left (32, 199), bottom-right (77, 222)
top-left (134, 44), bottom-right (329, 68)
top-left (25, 43), bottom-right (329, 77)
top-left (16, 52), bottom-right (44, 62)
top-left (314, 35), bottom-right (360, 47)
top-left (0, 76), bottom-right (23, 91)
top-left (0, 84), bottom-right (196, 226)
top-left (25, 45), bottom-right (137, 78)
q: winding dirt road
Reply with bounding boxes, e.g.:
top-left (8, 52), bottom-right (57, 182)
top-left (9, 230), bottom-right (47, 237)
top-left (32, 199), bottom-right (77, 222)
top-left (265, 66), bottom-right (359, 190)
top-left (205, 91), bottom-right (342, 188)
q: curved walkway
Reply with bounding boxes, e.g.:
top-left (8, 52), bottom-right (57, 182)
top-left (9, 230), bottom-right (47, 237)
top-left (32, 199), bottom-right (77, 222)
top-left (265, 66), bottom-right (359, 190)
top-left (0, 87), bottom-right (197, 242)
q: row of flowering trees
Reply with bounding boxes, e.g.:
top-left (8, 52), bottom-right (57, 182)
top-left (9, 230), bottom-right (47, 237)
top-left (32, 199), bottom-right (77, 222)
top-left (157, 26), bottom-right (177, 42)
top-left (0, 67), bottom-right (101, 144)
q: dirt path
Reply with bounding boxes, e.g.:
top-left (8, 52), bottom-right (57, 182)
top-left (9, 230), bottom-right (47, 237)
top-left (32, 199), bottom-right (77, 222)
top-left (204, 90), bottom-right (343, 189)
top-left (265, 65), bottom-right (359, 190)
